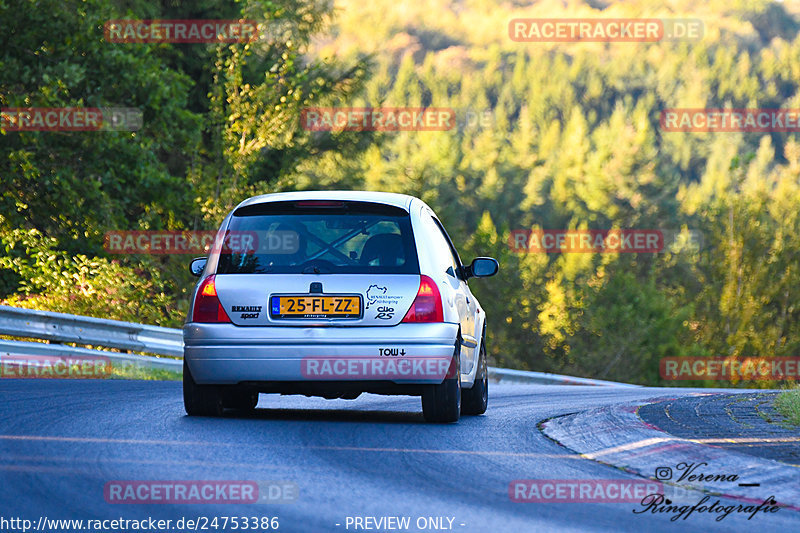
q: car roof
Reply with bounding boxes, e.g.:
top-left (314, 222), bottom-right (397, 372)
top-left (234, 190), bottom-right (420, 212)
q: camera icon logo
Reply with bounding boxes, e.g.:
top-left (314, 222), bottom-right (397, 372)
top-left (655, 466), bottom-right (673, 480)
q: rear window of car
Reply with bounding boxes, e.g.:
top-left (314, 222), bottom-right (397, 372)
top-left (216, 200), bottom-right (420, 274)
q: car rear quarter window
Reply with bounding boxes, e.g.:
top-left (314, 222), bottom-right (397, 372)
top-left (216, 201), bottom-right (420, 274)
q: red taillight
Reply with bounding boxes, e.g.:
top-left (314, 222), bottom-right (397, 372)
top-left (402, 275), bottom-right (444, 323)
top-left (192, 275), bottom-right (231, 323)
top-left (294, 200), bottom-right (344, 207)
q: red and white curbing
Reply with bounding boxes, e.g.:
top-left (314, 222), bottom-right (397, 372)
top-left (540, 394), bottom-right (800, 511)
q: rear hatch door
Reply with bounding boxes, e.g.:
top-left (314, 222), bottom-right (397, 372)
top-left (212, 199), bottom-right (421, 327)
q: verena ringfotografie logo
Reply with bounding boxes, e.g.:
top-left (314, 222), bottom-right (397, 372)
top-left (661, 109), bottom-right (800, 132)
top-left (0, 354), bottom-right (112, 379)
top-left (661, 357), bottom-right (800, 381)
top-left (104, 20), bottom-right (258, 43)
top-left (301, 357), bottom-right (455, 380)
top-left (640, 463), bottom-right (782, 521)
top-left (510, 479), bottom-right (662, 503)
top-left (300, 107), bottom-right (456, 132)
top-left (104, 481), bottom-right (298, 504)
top-left (508, 229), bottom-right (703, 254)
top-left (1, 108), bottom-right (142, 131)
top-left (103, 230), bottom-right (299, 255)
top-left (509, 18), bottom-right (703, 42)
top-left (635, 493), bottom-right (780, 522)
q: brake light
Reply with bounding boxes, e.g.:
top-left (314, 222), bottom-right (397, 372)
top-left (192, 275), bottom-right (231, 323)
top-left (294, 200), bottom-right (344, 207)
top-left (402, 275), bottom-right (444, 323)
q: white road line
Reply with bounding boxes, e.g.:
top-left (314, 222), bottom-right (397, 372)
top-left (0, 434), bottom-right (581, 459)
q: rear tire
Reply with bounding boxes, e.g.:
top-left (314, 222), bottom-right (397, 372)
top-left (422, 343), bottom-right (461, 423)
top-left (461, 339), bottom-right (488, 415)
top-left (183, 360), bottom-right (224, 417)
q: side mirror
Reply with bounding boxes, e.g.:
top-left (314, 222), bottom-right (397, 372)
top-left (190, 257), bottom-right (207, 277)
top-left (466, 257), bottom-right (498, 278)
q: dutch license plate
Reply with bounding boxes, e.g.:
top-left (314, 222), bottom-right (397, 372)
top-left (270, 295), bottom-right (361, 319)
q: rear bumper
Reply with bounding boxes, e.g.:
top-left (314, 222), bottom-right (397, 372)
top-left (183, 322), bottom-right (459, 385)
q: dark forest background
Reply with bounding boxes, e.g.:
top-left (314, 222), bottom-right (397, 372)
top-left (3, 0), bottom-right (800, 386)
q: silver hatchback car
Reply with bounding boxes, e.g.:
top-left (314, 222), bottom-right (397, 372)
top-left (183, 191), bottom-right (498, 422)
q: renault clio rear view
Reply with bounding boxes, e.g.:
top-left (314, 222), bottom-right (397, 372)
top-left (183, 191), bottom-right (498, 422)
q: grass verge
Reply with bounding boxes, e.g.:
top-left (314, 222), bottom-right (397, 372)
top-left (774, 388), bottom-right (800, 427)
top-left (110, 361), bottom-right (181, 381)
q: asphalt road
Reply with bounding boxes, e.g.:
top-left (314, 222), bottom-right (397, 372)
top-left (0, 379), bottom-right (797, 532)
top-left (638, 392), bottom-right (800, 466)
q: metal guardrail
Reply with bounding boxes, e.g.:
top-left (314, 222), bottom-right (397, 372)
top-left (488, 367), bottom-right (640, 387)
top-left (0, 340), bottom-right (182, 372)
top-left (0, 305), bottom-right (638, 385)
top-left (0, 305), bottom-right (183, 355)
top-left (0, 305), bottom-right (182, 372)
